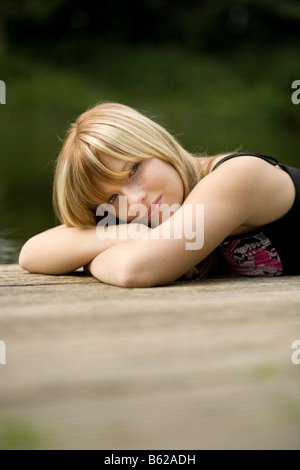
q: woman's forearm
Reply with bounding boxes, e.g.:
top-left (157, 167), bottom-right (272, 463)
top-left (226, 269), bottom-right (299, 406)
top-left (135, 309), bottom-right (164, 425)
top-left (19, 223), bottom-right (150, 275)
top-left (87, 240), bottom-right (151, 287)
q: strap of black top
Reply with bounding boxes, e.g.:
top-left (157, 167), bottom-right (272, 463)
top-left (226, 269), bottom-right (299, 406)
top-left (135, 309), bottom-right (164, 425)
top-left (212, 152), bottom-right (282, 172)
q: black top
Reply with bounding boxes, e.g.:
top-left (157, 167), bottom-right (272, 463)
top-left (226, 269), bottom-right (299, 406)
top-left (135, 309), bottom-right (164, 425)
top-left (211, 152), bottom-right (300, 276)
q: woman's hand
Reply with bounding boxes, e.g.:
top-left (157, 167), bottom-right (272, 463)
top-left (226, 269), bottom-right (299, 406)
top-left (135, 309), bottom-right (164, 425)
top-left (182, 266), bottom-right (200, 280)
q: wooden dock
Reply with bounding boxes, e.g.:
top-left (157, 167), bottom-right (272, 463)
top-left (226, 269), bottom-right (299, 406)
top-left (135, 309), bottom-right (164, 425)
top-left (0, 264), bottom-right (300, 450)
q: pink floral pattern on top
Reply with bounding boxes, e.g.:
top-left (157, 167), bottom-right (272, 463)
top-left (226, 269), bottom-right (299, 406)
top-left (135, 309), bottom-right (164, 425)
top-left (219, 231), bottom-right (283, 276)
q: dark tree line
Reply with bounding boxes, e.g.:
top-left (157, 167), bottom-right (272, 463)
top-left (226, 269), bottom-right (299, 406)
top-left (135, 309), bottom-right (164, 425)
top-left (0, 0), bottom-right (299, 58)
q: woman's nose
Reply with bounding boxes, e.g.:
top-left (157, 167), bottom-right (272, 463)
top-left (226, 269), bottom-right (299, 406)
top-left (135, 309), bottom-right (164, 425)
top-left (124, 185), bottom-right (147, 205)
top-left (119, 186), bottom-right (148, 220)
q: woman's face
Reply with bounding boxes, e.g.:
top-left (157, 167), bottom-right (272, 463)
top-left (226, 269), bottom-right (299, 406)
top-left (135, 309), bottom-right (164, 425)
top-left (97, 155), bottom-right (184, 227)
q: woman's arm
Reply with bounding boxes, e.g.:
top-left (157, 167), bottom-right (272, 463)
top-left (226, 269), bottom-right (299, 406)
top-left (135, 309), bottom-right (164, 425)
top-left (87, 157), bottom-right (275, 287)
top-left (19, 223), bottom-right (151, 275)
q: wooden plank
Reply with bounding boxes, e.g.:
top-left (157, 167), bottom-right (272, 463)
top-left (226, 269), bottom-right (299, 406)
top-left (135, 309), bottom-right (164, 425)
top-left (0, 265), bottom-right (300, 449)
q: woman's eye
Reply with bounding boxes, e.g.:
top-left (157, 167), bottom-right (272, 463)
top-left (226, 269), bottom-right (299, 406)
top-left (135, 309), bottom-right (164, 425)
top-left (108, 163), bottom-right (140, 204)
top-left (129, 163), bottom-right (140, 176)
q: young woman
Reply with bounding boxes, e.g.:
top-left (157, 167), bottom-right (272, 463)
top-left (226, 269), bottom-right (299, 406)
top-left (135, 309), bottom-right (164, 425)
top-left (19, 102), bottom-right (300, 287)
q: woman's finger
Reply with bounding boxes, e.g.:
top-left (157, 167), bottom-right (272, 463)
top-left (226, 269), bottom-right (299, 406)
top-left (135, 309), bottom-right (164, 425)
top-left (183, 269), bottom-right (193, 279)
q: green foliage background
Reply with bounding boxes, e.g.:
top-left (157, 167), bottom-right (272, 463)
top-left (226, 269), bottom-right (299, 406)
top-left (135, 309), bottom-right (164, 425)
top-left (0, 0), bottom-right (299, 262)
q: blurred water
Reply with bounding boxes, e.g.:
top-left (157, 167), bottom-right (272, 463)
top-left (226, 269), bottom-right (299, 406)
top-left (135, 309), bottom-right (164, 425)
top-left (0, 231), bottom-right (21, 265)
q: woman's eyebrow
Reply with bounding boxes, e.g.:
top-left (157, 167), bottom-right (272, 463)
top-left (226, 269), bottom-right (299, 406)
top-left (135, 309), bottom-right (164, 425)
top-left (119, 161), bottom-right (133, 173)
top-left (121, 161), bottom-right (131, 171)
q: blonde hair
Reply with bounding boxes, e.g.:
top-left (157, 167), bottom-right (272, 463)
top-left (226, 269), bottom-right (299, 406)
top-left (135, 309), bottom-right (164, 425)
top-left (53, 102), bottom-right (205, 228)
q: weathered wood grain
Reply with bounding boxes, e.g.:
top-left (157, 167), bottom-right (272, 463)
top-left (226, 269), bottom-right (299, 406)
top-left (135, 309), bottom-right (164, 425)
top-left (0, 265), bottom-right (300, 449)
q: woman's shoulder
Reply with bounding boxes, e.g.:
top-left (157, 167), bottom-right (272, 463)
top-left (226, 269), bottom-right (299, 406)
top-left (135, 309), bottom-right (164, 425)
top-left (189, 154), bottom-right (296, 233)
top-left (206, 151), bottom-right (289, 172)
top-left (206, 152), bottom-right (276, 174)
top-left (200, 154), bottom-right (275, 195)
top-left (203, 153), bottom-right (293, 187)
